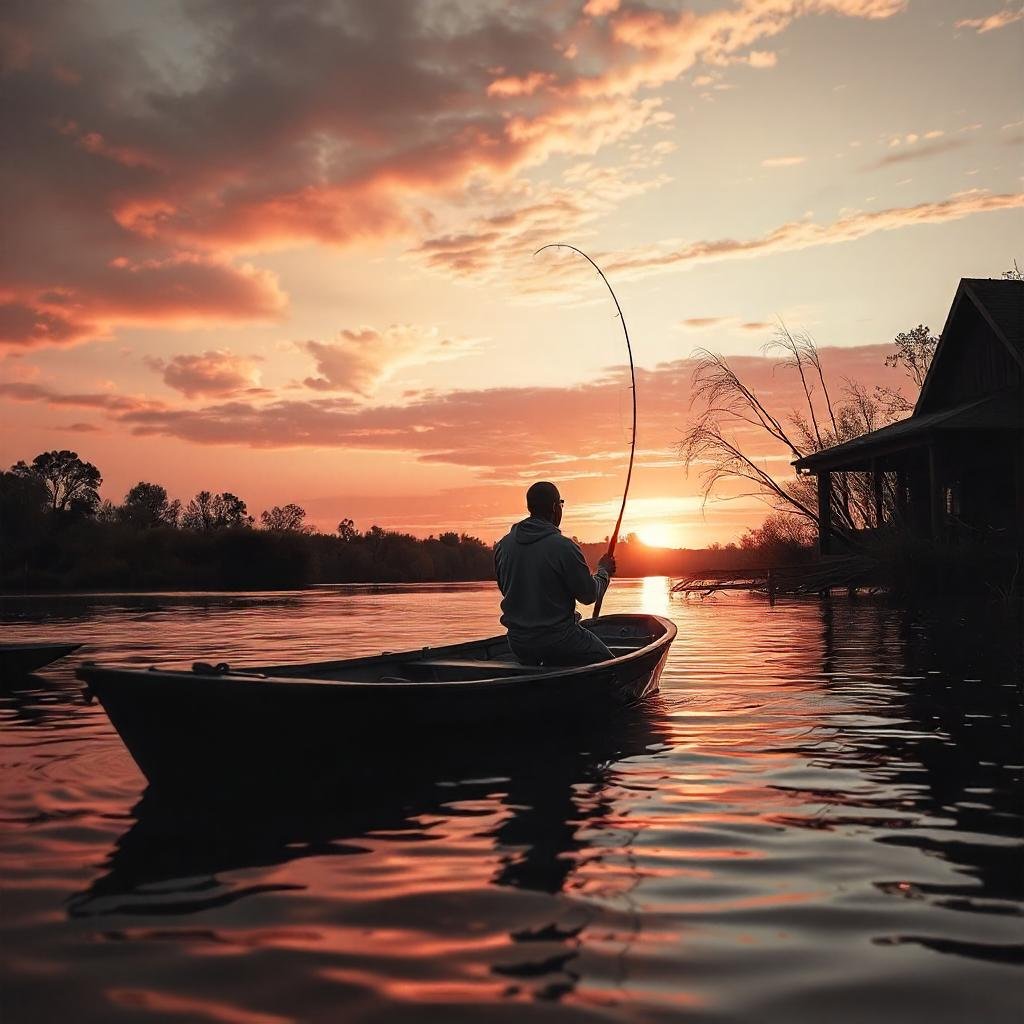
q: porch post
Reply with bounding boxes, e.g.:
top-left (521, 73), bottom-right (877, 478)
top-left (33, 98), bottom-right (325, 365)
top-left (1015, 435), bottom-right (1024, 545)
top-left (817, 470), bottom-right (833, 556)
top-left (895, 468), bottom-right (909, 528)
top-left (928, 444), bottom-right (943, 540)
top-left (871, 459), bottom-right (884, 529)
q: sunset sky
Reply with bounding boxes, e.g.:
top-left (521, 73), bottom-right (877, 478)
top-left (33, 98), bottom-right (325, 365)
top-left (2, 0), bottom-right (1021, 546)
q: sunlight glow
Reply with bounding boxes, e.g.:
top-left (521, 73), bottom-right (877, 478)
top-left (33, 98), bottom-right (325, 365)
top-left (635, 523), bottom-right (680, 548)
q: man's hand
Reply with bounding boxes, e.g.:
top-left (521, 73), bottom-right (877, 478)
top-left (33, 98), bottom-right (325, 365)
top-left (598, 552), bottom-right (616, 577)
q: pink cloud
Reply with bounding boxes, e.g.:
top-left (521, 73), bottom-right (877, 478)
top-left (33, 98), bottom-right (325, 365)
top-left (302, 325), bottom-right (477, 397)
top-left (678, 316), bottom-right (775, 333)
top-left (6, 345), bottom-right (899, 475)
top-left (0, 381), bottom-right (163, 413)
top-left (148, 350), bottom-right (264, 399)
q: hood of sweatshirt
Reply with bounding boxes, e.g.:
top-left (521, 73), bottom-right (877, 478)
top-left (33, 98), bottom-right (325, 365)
top-left (509, 516), bottom-right (560, 545)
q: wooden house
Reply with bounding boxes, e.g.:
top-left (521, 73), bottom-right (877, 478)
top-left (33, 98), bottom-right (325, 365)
top-left (794, 278), bottom-right (1023, 553)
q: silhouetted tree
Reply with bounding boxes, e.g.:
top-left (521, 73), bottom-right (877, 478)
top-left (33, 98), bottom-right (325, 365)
top-left (260, 503), bottom-right (308, 532)
top-left (680, 326), bottom-right (903, 538)
top-left (181, 490), bottom-right (253, 530)
top-left (96, 500), bottom-right (120, 524)
top-left (121, 482), bottom-right (181, 528)
top-left (873, 324), bottom-right (939, 416)
top-left (11, 450), bottom-right (101, 515)
top-left (337, 518), bottom-right (358, 541)
top-left (0, 470), bottom-right (48, 545)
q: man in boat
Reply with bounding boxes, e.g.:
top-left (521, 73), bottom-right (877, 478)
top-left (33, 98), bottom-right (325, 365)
top-left (494, 481), bottom-right (616, 666)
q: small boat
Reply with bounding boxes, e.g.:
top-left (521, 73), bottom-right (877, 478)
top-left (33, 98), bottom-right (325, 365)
top-left (1, 641), bottom-right (83, 681)
top-left (76, 613), bottom-right (676, 789)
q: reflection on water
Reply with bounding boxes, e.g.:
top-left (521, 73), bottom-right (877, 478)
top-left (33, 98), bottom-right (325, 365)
top-left (1, 581), bottom-right (1021, 1023)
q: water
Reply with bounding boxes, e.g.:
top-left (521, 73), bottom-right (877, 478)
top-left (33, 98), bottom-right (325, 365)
top-left (1, 580), bottom-right (1021, 1023)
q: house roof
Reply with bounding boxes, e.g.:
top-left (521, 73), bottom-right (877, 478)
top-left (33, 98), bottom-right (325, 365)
top-left (963, 278), bottom-right (1024, 354)
top-left (794, 278), bottom-right (1023, 474)
top-left (915, 277), bottom-right (1023, 413)
top-left (793, 389), bottom-right (1023, 473)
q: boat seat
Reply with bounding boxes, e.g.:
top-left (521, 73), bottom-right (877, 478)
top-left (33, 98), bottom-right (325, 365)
top-left (413, 658), bottom-right (543, 677)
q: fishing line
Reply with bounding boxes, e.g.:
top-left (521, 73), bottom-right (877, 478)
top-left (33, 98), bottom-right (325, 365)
top-left (534, 243), bottom-right (636, 616)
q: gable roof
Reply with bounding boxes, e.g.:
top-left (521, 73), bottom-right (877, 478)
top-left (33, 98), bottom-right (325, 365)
top-left (915, 277), bottom-right (1024, 413)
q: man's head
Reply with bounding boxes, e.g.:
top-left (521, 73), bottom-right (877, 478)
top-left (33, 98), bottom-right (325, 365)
top-left (526, 480), bottom-right (563, 527)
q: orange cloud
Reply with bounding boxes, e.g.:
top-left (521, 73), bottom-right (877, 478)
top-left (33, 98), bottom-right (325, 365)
top-left (583, 0), bottom-right (621, 16)
top-left (955, 6), bottom-right (1024, 33)
top-left (0, 0), bottom-right (917, 351)
top-left (0, 254), bottom-right (286, 350)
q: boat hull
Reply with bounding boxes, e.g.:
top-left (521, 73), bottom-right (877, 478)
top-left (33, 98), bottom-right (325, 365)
top-left (77, 614), bottom-right (676, 790)
top-left (1, 642), bottom-right (82, 682)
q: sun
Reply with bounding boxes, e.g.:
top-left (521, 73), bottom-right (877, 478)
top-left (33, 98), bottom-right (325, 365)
top-left (635, 523), bottom-right (677, 548)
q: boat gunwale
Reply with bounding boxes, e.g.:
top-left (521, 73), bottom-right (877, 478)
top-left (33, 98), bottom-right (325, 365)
top-left (2, 642), bottom-right (82, 655)
top-left (76, 614), bottom-right (678, 694)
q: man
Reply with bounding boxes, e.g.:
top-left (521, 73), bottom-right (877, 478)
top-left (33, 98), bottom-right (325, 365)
top-left (494, 481), bottom-right (617, 666)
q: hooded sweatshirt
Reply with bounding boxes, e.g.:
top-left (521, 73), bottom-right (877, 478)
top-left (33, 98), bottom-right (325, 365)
top-left (494, 516), bottom-right (609, 644)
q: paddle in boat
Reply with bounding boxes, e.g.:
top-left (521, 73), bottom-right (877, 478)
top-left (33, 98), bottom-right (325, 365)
top-left (76, 613), bottom-right (676, 789)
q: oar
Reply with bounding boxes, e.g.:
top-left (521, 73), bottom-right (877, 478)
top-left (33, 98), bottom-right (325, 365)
top-left (534, 243), bottom-right (636, 618)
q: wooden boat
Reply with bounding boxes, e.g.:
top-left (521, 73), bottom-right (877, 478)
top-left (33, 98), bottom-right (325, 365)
top-left (1, 641), bottom-right (82, 681)
top-left (76, 613), bottom-right (676, 789)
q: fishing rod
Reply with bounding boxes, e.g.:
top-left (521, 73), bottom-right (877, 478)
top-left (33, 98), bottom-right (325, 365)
top-left (534, 243), bottom-right (636, 617)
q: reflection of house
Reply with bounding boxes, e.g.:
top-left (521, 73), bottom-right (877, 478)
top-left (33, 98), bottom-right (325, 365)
top-left (794, 279), bottom-right (1023, 553)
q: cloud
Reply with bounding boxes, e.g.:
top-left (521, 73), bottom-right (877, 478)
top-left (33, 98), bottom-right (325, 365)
top-left (583, 0), bottom-right (621, 16)
top-left (0, 302), bottom-right (98, 348)
top-left (762, 156), bottom-right (806, 167)
top-left (0, 0), bottom-right (916, 351)
top-left (6, 345), bottom-right (899, 482)
top-left (601, 189), bottom-right (1024, 277)
top-left (302, 325), bottom-right (478, 397)
top-left (867, 138), bottom-right (968, 168)
top-left (955, 6), bottom-right (1024, 33)
top-left (677, 316), bottom-right (773, 333)
top-left (0, 253), bottom-right (287, 350)
top-left (680, 317), bottom-right (730, 329)
top-left (587, 0), bottom-right (905, 97)
top-left (0, 381), bottom-right (161, 413)
top-left (147, 350), bottom-right (264, 399)
top-left (58, 422), bottom-right (102, 433)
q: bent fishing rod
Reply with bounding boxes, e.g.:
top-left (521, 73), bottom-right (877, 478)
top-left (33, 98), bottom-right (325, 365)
top-left (534, 243), bottom-right (636, 617)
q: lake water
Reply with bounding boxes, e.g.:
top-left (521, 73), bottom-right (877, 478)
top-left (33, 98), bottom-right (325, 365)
top-left (1, 580), bottom-right (1021, 1023)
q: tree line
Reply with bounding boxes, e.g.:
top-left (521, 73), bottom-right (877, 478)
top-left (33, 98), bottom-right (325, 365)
top-left (0, 452), bottom-right (495, 591)
top-left (0, 448), bottom-right (810, 592)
